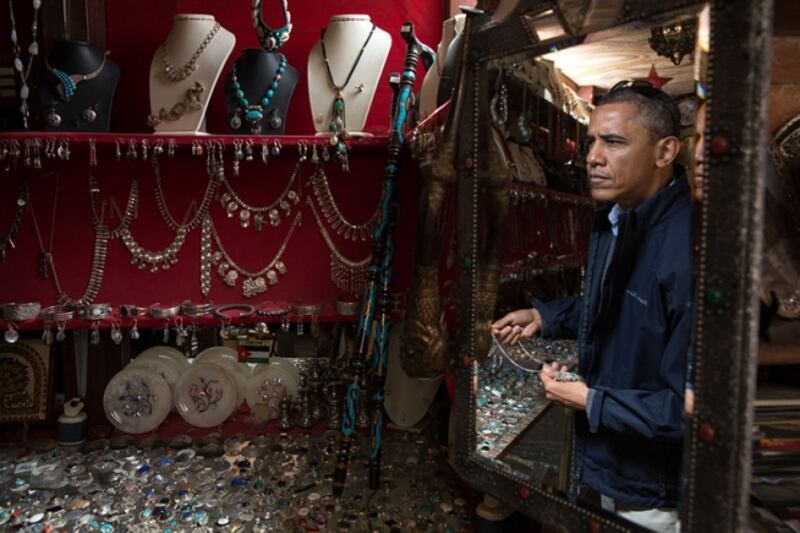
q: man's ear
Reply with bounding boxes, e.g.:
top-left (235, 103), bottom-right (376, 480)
top-left (655, 136), bottom-right (681, 168)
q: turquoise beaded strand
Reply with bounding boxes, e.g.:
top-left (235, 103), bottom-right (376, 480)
top-left (230, 54), bottom-right (287, 133)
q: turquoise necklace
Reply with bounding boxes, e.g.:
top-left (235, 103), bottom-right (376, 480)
top-left (230, 54), bottom-right (287, 133)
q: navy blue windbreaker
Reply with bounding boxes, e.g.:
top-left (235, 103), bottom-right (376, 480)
top-left (534, 171), bottom-right (692, 508)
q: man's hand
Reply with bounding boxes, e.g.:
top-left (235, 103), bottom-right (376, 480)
top-left (491, 308), bottom-right (542, 345)
top-left (540, 362), bottom-right (589, 411)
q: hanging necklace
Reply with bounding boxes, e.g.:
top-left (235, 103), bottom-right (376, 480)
top-left (28, 176), bottom-right (110, 305)
top-left (89, 174), bottom-right (140, 240)
top-left (200, 211), bottom-right (302, 298)
top-left (306, 196), bottom-right (371, 296)
top-left (45, 50), bottom-right (110, 101)
top-left (1, 183), bottom-right (29, 262)
top-left (121, 155), bottom-right (221, 272)
top-left (160, 21), bottom-right (221, 82)
top-left (219, 157), bottom-right (301, 231)
top-left (229, 54), bottom-right (287, 133)
top-left (8, 0), bottom-right (42, 129)
top-left (307, 164), bottom-right (383, 241)
top-left (320, 23), bottom-right (376, 155)
top-left (252, 0), bottom-right (293, 52)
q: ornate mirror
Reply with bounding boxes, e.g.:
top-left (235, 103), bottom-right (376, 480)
top-left (433, 0), bottom-right (772, 530)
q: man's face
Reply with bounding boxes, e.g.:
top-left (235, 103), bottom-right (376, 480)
top-left (692, 103), bottom-right (706, 200)
top-left (585, 102), bottom-right (667, 208)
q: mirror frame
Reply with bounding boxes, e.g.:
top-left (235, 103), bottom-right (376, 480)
top-left (449, 1), bottom-right (773, 531)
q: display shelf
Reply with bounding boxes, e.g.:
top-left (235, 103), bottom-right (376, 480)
top-left (759, 320), bottom-right (800, 365)
top-left (0, 303), bottom-right (372, 331)
top-left (0, 131), bottom-right (390, 147)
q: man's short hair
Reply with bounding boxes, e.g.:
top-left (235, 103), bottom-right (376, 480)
top-left (596, 83), bottom-right (681, 140)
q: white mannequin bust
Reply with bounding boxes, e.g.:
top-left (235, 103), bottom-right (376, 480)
top-left (149, 14), bottom-right (235, 134)
top-left (307, 15), bottom-right (391, 136)
top-left (418, 14), bottom-right (466, 121)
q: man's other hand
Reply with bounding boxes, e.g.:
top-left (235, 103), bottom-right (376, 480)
top-left (540, 362), bottom-right (588, 411)
top-left (491, 308), bottom-right (542, 344)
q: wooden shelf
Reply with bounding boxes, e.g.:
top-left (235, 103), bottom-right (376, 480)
top-left (759, 320), bottom-right (800, 365)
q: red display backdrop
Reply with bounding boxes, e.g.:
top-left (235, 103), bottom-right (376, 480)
top-left (0, 1), bottom-right (444, 317)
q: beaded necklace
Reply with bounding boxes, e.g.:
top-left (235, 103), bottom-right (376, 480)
top-left (320, 23), bottom-right (376, 155)
top-left (230, 54), bottom-right (287, 133)
top-left (45, 50), bottom-right (110, 101)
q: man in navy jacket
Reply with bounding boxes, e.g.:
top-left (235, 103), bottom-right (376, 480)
top-left (492, 81), bottom-right (691, 532)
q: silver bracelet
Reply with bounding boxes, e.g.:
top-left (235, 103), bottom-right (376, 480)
top-left (119, 304), bottom-right (143, 318)
top-left (335, 298), bottom-right (360, 316)
top-left (214, 304), bottom-right (255, 320)
top-left (79, 303), bottom-right (112, 320)
top-left (257, 301), bottom-right (291, 317)
top-left (148, 303), bottom-right (181, 319)
top-left (1, 302), bottom-right (42, 321)
top-left (181, 300), bottom-right (215, 317)
top-left (41, 305), bottom-right (74, 322)
top-left (292, 302), bottom-right (324, 316)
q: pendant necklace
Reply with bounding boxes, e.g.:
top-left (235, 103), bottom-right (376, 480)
top-left (320, 23), bottom-right (376, 155)
top-left (8, 0), bottom-right (42, 129)
top-left (229, 54), bottom-right (287, 133)
top-left (251, 0), bottom-right (293, 52)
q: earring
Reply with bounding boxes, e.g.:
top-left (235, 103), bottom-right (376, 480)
top-left (130, 319), bottom-right (140, 341)
top-left (271, 139), bottom-right (282, 157)
top-left (126, 139), bottom-right (137, 160)
top-left (89, 138), bottom-right (97, 167)
top-left (46, 106), bottom-right (62, 128)
top-left (4, 322), bottom-right (19, 343)
top-left (90, 321), bottom-right (101, 345)
top-left (110, 320), bottom-right (123, 345)
top-left (269, 110), bottom-right (283, 130)
top-left (230, 109), bottom-right (242, 130)
top-left (115, 139), bottom-right (122, 161)
top-left (81, 105), bottom-right (98, 123)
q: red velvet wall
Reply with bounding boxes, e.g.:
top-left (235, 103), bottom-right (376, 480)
top-left (106, 0), bottom-right (443, 134)
top-left (0, 1), bottom-right (443, 315)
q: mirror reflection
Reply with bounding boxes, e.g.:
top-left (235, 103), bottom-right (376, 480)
top-left (475, 4), bottom-right (709, 531)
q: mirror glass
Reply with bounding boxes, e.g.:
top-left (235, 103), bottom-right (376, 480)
top-left (472, 2), bottom-right (709, 526)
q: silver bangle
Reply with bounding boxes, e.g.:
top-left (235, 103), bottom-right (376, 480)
top-left (119, 304), bottom-right (143, 318)
top-left (41, 305), bottom-right (74, 322)
top-left (181, 300), bottom-right (215, 317)
top-left (292, 302), bottom-right (324, 316)
top-left (80, 303), bottom-right (112, 320)
top-left (148, 303), bottom-right (181, 319)
top-left (335, 298), bottom-right (360, 316)
top-left (214, 304), bottom-right (255, 320)
top-left (257, 302), bottom-right (291, 317)
top-left (1, 302), bottom-right (42, 321)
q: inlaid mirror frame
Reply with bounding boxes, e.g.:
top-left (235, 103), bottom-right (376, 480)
top-left (448, 1), bottom-right (773, 531)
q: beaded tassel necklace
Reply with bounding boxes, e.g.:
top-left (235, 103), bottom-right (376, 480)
top-left (230, 54), bottom-right (287, 133)
top-left (320, 23), bottom-right (376, 155)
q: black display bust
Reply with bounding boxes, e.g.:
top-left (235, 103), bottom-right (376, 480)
top-left (224, 48), bottom-right (298, 135)
top-left (37, 40), bottom-right (120, 132)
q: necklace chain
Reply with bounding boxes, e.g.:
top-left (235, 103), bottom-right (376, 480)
top-left (28, 176), bottom-right (108, 305)
top-left (89, 174), bottom-right (139, 239)
top-left (1, 183), bottom-right (29, 262)
top-left (160, 21), bottom-right (221, 82)
top-left (305, 196), bottom-right (370, 295)
top-left (320, 23), bottom-right (376, 91)
top-left (8, 0), bottom-right (41, 128)
top-left (153, 156), bottom-right (222, 232)
top-left (201, 210), bottom-right (302, 298)
top-left (307, 164), bottom-right (383, 242)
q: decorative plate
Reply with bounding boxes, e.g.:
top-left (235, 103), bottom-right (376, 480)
top-left (194, 347), bottom-right (246, 407)
top-left (103, 367), bottom-right (171, 434)
top-left (174, 364), bottom-right (237, 428)
top-left (137, 345), bottom-right (189, 373)
top-left (128, 357), bottom-right (182, 395)
top-left (245, 364), bottom-right (298, 420)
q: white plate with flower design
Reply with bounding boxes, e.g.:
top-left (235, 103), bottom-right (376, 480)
top-left (173, 364), bottom-right (237, 428)
top-left (103, 367), bottom-right (172, 434)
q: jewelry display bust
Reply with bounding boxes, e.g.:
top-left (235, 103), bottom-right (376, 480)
top-left (418, 14), bottom-right (465, 121)
top-left (307, 15), bottom-right (391, 137)
top-left (224, 48), bottom-right (298, 134)
top-left (37, 40), bottom-right (120, 132)
top-left (149, 14), bottom-right (235, 134)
